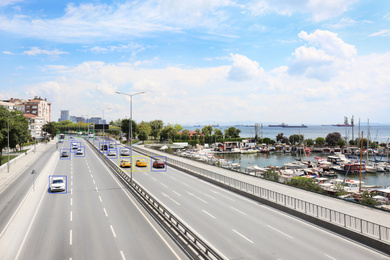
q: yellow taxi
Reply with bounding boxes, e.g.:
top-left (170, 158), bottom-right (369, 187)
top-left (120, 159), bottom-right (131, 168)
top-left (136, 159), bottom-right (147, 167)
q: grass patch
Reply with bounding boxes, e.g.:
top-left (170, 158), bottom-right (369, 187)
top-left (1, 155), bottom-right (18, 165)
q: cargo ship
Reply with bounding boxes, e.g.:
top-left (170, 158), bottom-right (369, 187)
top-left (268, 123), bottom-right (307, 128)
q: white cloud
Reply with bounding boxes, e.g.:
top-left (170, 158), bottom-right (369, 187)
top-left (2, 51), bottom-right (14, 55)
top-left (0, 1), bottom-right (235, 43)
top-left (289, 30), bottom-right (357, 81)
top-left (0, 0), bottom-right (23, 7)
top-left (227, 54), bottom-right (264, 81)
top-left (21, 48), bottom-right (390, 125)
top-left (23, 47), bottom-right (69, 56)
top-left (369, 29), bottom-right (390, 37)
top-left (246, 0), bottom-right (357, 22)
top-left (384, 13), bottom-right (390, 21)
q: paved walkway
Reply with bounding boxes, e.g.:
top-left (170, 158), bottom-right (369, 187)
top-left (0, 140), bottom-right (55, 193)
top-left (136, 145), bottom-right (390, 228)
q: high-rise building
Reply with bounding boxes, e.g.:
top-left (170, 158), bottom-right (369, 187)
top-left (59, 110), bottom-right (69, 122)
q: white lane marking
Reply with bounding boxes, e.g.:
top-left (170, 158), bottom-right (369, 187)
top-left (120, 251), bottom-right (126, 260)
top-left (103, 208), bottom-right (108, 217)
top-left (181, 181), bottom-right (190, 187)
top-left (204, 193), bottom-right (216, 200)
top-left (161, 192), bottom-right (181, 205)
top-left (70, 230), bottom-right (73, 245)
top-left (110, 225), bottom-right (117, 238)
top-left (71, 188), bottom-right (73, 194)
top-left (95, 187), bottom-right (98, 192)
top-left (202, 210), bottom-right (216, 219)
top-left (168, 175), bottom-right (177, 180)
top-left (71, 181), bottom-right (73, 186)
top-left (70, 211), bottom-right (73, 221)
top-left (187, 191), bottom-right (208, 204)
top-left (99, 196), bottom-right (102, 203)
top-left (267, 225), bottom-right (293, 239)
top-left (91, 174), bottom-right (93, 178)
top-left (210, 189), bottom-right (235, 201)
top-left (93, 180), bottom-right (96, 184)
top-left (14, 180), bottom-right (50, 260)
top-left (325, 254), bottom-right (337, 260)
top-left (71, 175), bottom-right (73, 179)
top-left (232, 229), bottom-right (254, 244)
top-left (70, 198), bottom-right (73, 206)
top-left (91, 145), bottom-right (183, 260)
top-left (172, 191), bottom-right (182, 197)
top-left (161, 183), bottom-right (168, 188)
top-left (151, 177), bottom-right (157, 181)
top-left (231, 206), bottom-right (247, 215)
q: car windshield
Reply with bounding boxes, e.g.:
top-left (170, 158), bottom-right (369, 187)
top-left (53, 179), bottom-right (63, 184)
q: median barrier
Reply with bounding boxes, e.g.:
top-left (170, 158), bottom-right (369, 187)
top-left (85, 139), bottom-right (224, 260)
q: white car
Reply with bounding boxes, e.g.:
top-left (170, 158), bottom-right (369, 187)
top-left (108, 150), bottom-right (116, 156)
top-left (72, 143), bottom-right (78, 149)
top-left (120, 149), bottom-right (130, 156)
top-left (50, 177), bottom-right (66, 192)
top-left (76, 148), bottom-right (83, 155)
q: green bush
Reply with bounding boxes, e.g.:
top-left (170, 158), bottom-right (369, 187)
top-left (288, 177), bottom-right (323, 193)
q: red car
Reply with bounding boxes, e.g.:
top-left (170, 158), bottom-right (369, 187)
top-left (153, 160), bottom-right (165, 168)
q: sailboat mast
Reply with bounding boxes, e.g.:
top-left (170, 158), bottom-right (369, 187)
top-left (359, 131), bottom-right (363, 193)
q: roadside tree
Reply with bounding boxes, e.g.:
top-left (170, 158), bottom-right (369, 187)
top-left (325, 132), bottom-right (341, 146)
top-left (224, 127), bottom-right (241, 138)
top-left (289, 134), bottom-right (304, 144)
top-left (337, 139), bottom-right (345, 148)
top-left (305, 139), bottom-right (314, 146)
top-left (202, 125), bottom-right (213, 136)
top-left (121, 119), bottom-right (137, 140)
top-left (315, 137), bottom-right (325, 146)
top-left (43, 122), bottom-right (58, 140)
top-left (137, 121), bottom-right (152, 142)
top-left (149, 120), bottom-right (163, 140)
top-left (276, 133), bottom-right (288, 144)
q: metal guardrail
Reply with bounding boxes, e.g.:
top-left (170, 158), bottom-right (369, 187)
top-left (85, 139), bottom-right (223, 260)
top-left (132, 146), bottom-right (390, 245)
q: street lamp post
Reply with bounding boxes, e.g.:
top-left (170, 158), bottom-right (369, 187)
top-left (7, 113), bottom-right (22, 173)
top-left (101, 108), bottom-right (111, 141)
top-left (115, 91), bottom-right (145, 184)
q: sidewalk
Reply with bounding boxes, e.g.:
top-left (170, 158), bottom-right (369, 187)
top-left (136, 145), bottom-right (390, 228)
top-left (0, 140), bottom-right (55, 193)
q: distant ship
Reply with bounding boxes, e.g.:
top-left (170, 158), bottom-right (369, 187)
top-left (268, 123), bottom-right (307, 128)
top-left (332, 124), bottom-right (354, 127)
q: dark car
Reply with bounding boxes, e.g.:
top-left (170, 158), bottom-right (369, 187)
top-left (153, 160), bottom-right (165, 168)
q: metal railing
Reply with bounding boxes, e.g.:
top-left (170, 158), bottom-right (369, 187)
top-left (85, 139), bottom-right (223, 260)
top-left (133, 146), bottom-right (390, 244)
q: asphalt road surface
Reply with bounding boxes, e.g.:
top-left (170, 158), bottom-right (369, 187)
top-left (0, 137), bottom-right (189, 260)
top-left (97, 138), bottom-right (390, 260)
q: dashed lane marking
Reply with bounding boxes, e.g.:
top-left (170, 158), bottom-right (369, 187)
top-left (99, 196), bottom-right (102, 203)
top-left (231, 206), bottom-right (247, 215)
top-left (202, 210), bottom-right (216, 219)
top-left (103, 208), bottom-right (108, 217)
top-left (120, 251), bottom-right (126, 260)
top-left (110, 225), bottom-right (117, 238)
top-left (70, 230), bottom-right (73, 245)
top-left (267, 225), bottom-right (293, 239)
top-left (232, 229), bottom-right (254, 244)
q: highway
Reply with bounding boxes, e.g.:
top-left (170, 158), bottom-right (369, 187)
top-left (0, 137), bottom-right (189, 260)
top-left (0, 135), bottom-right (389, 260)
top-left (96, 138), bottom-right (390, 260)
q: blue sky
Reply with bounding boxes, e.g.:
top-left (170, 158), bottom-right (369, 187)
top-left (1, 0), bottom-right (389, 125)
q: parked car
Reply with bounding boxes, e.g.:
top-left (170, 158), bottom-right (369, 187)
top-left (136, 159), bottom-right (147, 167)
top-left (61, 151), bottom-right (69, 157)
top-left (120, 159), bottom-right (131, 168)
top-left (153, 160), bottom-right (165, 168)
top-left (50, 177), bottom-right (66, 192)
